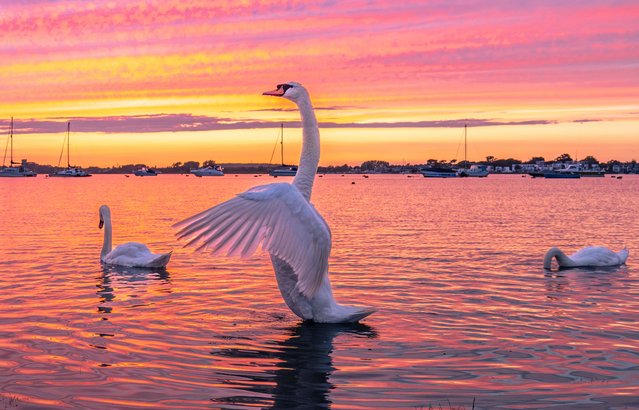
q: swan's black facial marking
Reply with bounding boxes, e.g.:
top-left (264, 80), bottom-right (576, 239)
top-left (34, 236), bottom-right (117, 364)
top-left (99, 219), bottom-right (104, 229)
top-left (277, 83), bottom-right (293, 93)
top-left (263, 83), bottom-right (294, 97)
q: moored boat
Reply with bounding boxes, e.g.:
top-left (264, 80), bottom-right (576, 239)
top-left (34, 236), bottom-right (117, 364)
top-left (269, 166), bottom-right (298, 177)
top-left (269, 123), bottom-right (297, 177)
top-left (134, 167), bottom-right (160, 176)
top-left (0, 118), bottom-right (37, 177)
top-left (559, 164), bottom-right (605, 177)
top-left (543, 171), bottom-right (581, 179)
top-left (456, 125), bottom-right (489, 177)
top-left (190, 165), bottom-right (224, 176)
top-left (458, 164), bottom-right (489, 178)
top-left (49, 167), bottom-right (91, 177)
top-left (420, 166), bottom-right (458, 178)
top-left (49, 122), bottom-right (92, 177)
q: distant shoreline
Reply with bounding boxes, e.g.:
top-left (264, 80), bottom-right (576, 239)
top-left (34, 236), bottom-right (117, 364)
top-left (4, 157), bottom-right (639, 176)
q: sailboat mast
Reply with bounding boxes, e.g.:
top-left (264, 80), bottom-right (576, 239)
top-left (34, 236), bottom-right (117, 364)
top-left (10, 117), bottom-right (14, 165)
top-left (66, 122), bottom-right (71, 168)
top-left (280, 123), bottom-right (284, 166)
top-left (464, 123), bottom-right (467, 168)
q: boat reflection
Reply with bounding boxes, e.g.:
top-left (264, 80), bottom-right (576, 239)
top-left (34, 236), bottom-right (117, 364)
top-left (211, 321), bottom-right (377, 409)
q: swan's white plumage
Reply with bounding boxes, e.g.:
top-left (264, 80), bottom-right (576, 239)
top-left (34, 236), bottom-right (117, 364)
top-left (544, 246), bottom-right (628, 269)
top-left (175, 182), bottom-right (331, 297)
top-left (99, 205), bottom-right (172, 268)
top-left (103, 242), bottom-right (172, 268)
top-left (175, 82), bottom-right (374, 323)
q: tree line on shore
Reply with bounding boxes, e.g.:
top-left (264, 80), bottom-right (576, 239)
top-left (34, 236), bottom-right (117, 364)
top-left (15, 153), bottom-right (639, 174)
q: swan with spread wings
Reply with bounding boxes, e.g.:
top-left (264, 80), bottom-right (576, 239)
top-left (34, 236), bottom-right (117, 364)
top-left (175, 82), bottom-right (375, 323)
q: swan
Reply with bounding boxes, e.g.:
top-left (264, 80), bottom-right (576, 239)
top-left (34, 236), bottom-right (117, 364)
top-left (99, 205), bottom-right (172, 268)
top-left (543, 246), bottom-right (628, 269)
top-left (175, 82), bottom-right (375, 323)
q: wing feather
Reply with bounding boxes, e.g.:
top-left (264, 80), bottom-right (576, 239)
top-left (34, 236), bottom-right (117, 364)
top-left (174, 183), bottom-right (331, 297)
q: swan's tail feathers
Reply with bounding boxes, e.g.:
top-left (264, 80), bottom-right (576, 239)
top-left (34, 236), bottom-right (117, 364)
top-left (618, 248), bottom-right (629, 264)
top-left (339, 306), bottom-right (376, 323)
top-left (148, 251), bottom-right (172, 268)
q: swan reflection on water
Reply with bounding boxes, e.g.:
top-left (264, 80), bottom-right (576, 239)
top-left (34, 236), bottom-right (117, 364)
top-left (96, 265), bottom-right (171, 315)
top-left (211, 321), bottom-right (377, 409)
top-left (544, 265), bottom-right (628, 304)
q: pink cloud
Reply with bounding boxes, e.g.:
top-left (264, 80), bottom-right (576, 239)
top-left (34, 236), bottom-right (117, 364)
top-left (0, 0), bottom-right (637, 108)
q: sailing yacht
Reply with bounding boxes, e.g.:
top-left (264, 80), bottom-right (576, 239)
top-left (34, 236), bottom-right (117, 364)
top-left (419, 166), bottom-right (458, 178)
top-left (269, 123), bottom-right (297, 177)
top-left (456, 124), bottom-right (488, 177)
top-left (49, 122), bottom-right (91, 177)
top-left (0, 118), bottom-right (37, 177)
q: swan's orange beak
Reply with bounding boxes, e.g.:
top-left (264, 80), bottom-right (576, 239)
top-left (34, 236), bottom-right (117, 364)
top-left (99, 219), bottom-right (104, 229)
top-left (263, 85), bottom-right (286, 96)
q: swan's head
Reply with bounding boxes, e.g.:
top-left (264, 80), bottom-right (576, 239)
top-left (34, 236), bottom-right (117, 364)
top-left (98, 205), bottom-right (111, 229)
top-left (263, 81), bottom-right (307, 103)
top-left (543, 247), bottom-right (562, 270)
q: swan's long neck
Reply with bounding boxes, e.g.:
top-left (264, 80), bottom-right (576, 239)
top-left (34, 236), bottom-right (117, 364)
top-left (543, 247), bottom-right (574, 269)
top-left (101, 216), bottom-right (113, 260)
top-left (292, 96), bottom-right (319, 201)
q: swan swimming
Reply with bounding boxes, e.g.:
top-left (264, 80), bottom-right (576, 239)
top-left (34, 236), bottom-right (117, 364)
top-left (99, 205), bottom-right (172, 268)
top-left (175, 82), bottom-right (375, 323)
top-left (543, 246), bottom-right (628, 270)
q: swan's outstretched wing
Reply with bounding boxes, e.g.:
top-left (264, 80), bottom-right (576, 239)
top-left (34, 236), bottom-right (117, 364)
top-left (174, 183), bottom-right (331, 297)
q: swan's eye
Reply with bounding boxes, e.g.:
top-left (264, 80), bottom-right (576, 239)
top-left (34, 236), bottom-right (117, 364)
top-left (277, 84), bottom-right (293, 93)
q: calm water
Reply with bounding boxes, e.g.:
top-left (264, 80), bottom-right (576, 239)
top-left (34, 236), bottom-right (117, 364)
top-left (1, 174), bottom-right (638, 410)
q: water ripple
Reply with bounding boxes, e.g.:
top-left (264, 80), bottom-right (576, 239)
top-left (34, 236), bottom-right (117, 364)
top-left (1, 175), bottom-right (638, 408)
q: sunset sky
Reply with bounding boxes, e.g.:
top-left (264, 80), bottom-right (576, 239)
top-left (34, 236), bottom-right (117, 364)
top-left (1, 0), bottom-right (638, 167)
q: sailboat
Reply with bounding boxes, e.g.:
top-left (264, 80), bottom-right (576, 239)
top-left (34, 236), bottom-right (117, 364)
top-left (0, 117), bottom-right (37, 177)
top-left (269, 123), bottom-right (297, 177)
top-left (456, 124), bottom-right (488, 177)
top-left (49, 122), bottom-right (91, 177)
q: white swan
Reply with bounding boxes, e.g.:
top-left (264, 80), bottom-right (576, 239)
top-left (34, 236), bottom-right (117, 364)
top-left (543, 246), bottom-right (628, 269)
top-left (175, 82), bottom-right (375, 323)
top-left (99, 205), bottom-right (172, 268)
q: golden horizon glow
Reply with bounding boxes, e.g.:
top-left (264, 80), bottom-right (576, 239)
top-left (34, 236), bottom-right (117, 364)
top-left (1, 1), bottom-right (638, 166)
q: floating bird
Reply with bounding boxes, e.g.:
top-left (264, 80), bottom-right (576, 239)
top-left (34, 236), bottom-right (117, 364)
top-left (175, 82), bottom-right (375, 323)
top-left (99, 205), bottom-right (172, 268)
top-left (543, 246), bottom-right (628, 269)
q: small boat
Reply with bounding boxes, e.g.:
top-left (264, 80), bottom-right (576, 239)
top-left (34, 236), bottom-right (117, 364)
top-left (542, 171), bottom-right (581, 179)
top-left (559, 163), bottom-right (605, 177)
top-left (269, 123), bottom-right (297, 177)
top-left (456, 125), bottom-right (489, 177)
top-left (458, 164), bottom-right (489, 178)
top-left (49, 122), bottom-right (91, 177)
top-left (190, 164), bottom-right (224, 176)
top-left (50, 167), bottom-right (91, 177)
top-left (134, 167), bottom-right (160, 176)
top-left (420, 166), bottom-right (458, 178)
top-left (0, 118), bottom-right (37, 177)
top-left (269, 166), bottom-right (298, 177)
